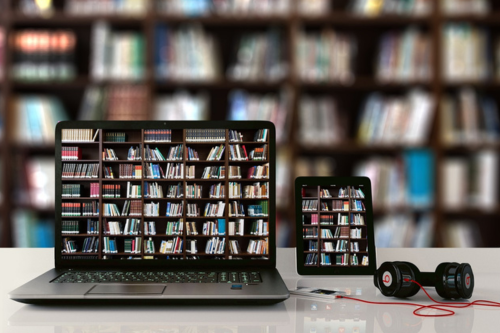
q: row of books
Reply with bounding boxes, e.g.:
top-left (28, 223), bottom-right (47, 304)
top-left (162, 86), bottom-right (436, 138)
top-left (12, 30), bottom-right (76, 81)
top-left (302, 200), bottom-right (318, 211)
top-left (228, 90), bottom-right (291, 145)
top-left (205, 237), bottom-right (225, 254)
top-left (13, 96), bottom-right (69, 145)
top-left (144, 202), bottom-right (160, 216)
top-left (377, 28), bottom-right (431, 82)
top-left (61, 147), bottom-right (81, 160)
top-left (62, 164), bottom-right (99, 178)
top-left (66, 0), bottom-right (148, 15)
top-left (91, 22), bottom-right (145, 81)
top-left (62, 129), bottom-right (98, 142)
top-left (102, 184), bottom-right (121, 198)
top-left (298, 96), bottom-right (346, 147)
top-left (443, 24), bottom-right (489, 82)
top-left (304, 213), bottom-right (366, 226)
top-left (350, 0), bottom-right (432, 16)
top-left (305, 253), bottom-right (368, 266)
top-left (202, 220), bottom-right (226, 235)
top-left (159, 237), bottom-right (184, 254)
top-left (166, 220), bottom-right (184, 235)
top-left (144, 130), bottom-right (172, 143)
top-left (441, 150), bottom-right (498, 211)
top-left (441, 89), bottom-right (500, 145)
top-left (154, 92), bottom-right (209, 121)
top-left (357, 90), bottom-right (434, 146)
top-left (61, 184), bottom-right (82, 198)
top-left (354, 150), bottom-right (434, 209)
top-left (296, 29), bottom-right (355, 83)
top-left (78, 85), bottom-right (149, 121)
top-left (103, 219), bottom-right (141, 235)
top-left (62, 202), bottom-right (99, 216)
top-left (155, 25), bottom-right (219, 81)
top-left (145, 163), bottom-right (183, 179)
top-left (186, 129), bottom-right (226, 142)
top-left (375, 213), bottom-right (434, 247)
top-left (166, 203), bottom-right (183, 217)
top-left (22, 0), bottom-right (487, 19)
top-left (185, 184), bottom-right (204, 199)
top-left (160, 0), bottom-right (290, 16)
top-left (105, 132), bottom-right (126, 142)
top-left (201, 166), bottom-right (225, 179)
top-left (103, 201), bottom-right (141, 216)
top-left (61, 220), bottom-right (99, 234)
top-left (227, 29), bottom-right (287, 82)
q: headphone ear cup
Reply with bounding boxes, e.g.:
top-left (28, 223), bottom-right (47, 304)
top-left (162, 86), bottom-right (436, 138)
top-left (435, 262), bottom-right (463, 299)
top-left (456, 263), bottom-right (474, 299)
top-left (397, 261), bottom-right (421, 297)
top-left (374, 262), bottom-right (402, 297)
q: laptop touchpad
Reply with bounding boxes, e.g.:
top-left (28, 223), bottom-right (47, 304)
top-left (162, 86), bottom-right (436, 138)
top-left (88, 284), bottom-right (166, 294)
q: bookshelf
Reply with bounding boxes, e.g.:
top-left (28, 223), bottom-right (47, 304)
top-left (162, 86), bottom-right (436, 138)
top-left (59, 128), bottom-right (270, 259)
top-left (301, 185), bottom-right (369, 267)
top-left (1, 0), bottom-right (500, 247)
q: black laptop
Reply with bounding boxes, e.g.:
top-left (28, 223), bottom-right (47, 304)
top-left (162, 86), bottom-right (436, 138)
top-left (9, 120), bottom-right (289, 304)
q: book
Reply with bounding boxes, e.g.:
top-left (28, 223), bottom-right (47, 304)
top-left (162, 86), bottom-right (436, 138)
top-left (78, 85), bottom-right (149, 121)
top-left (296, 29), bottom-right (356, 83)
top-left (376, 28), bottom-right (431, 82)
top-left (298, 0), bottom-right (329, 15)
top-left (228, 89), bottom-right (291, 145)
top-left (26, 158), bottom-right (55, 209)
top-left (299, 96), bottom-right (346, 147)
top-left (154, 25), bottom-right (220, 81)
top-left (12, 30), bottom-right (75, 81)
top-left (350, 0), bottom-right (432, 16)
top-left (154, 91), bottom-right (209, 121)
top-left (66, 0), bottom-right (149, 15)
top-left (441, 88), bottom-right (500, 145)
top-left (91, 22), bottom-right (145, 81)
top-left (227, 29), bottom-right (287, 82)
top-left (443, 24), bottom-right (490, 82)
top-left (356, 90), bottom-right (434, 146)
top-left (442, 150), bottom-right (498, 211)
top-left (441, 0), bottom-right (489, 15)
top-left (13, 95), bottom-right (69, 145)
top-left (159, 0), bottom-right (290, 16)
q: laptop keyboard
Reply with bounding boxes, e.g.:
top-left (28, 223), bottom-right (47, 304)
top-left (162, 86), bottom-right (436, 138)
top-left (52, 271), bottom-right (262, 284)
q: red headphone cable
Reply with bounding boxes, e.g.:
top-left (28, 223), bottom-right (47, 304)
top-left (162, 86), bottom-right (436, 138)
top-left (334, 279), bottom-right (500, 317)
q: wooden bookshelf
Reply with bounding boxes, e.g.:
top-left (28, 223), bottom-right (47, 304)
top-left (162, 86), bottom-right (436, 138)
top-left (301, 185), bottom-right (368, 267)
top-left (1, 0), bottom-right (500, 247)
top-left (59, 128), bottom-right (270, 259)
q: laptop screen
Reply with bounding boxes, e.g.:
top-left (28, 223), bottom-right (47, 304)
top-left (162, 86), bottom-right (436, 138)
top-left (55, 121), bottom-right (276, 268)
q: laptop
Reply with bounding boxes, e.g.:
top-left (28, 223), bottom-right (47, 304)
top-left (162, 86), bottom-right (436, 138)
top-left (9, 120), bottom-right (289, 304)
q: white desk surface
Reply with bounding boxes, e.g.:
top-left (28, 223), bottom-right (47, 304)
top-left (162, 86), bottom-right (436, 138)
top-left (1, 247), bottom-right (499, 333)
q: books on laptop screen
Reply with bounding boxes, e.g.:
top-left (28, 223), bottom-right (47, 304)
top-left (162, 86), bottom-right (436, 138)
top-left (58, 126), bottom-right (272, 261)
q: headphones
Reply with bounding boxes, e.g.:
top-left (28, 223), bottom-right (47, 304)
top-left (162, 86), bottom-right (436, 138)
top-left (374, 261), bottom-right (474, 299)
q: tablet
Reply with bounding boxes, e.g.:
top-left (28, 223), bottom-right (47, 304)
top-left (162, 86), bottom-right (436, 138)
top-left (295, 177), bottom-right (377, 275)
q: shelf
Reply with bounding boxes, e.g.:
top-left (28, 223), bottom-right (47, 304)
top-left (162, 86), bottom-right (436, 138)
top-left (62, 197), bottom-right (100, 200)
top-left (155, 14), bottom-right (290, 25)
top-left (61, 234), bottom-right (100, 237)
top-left (228, 235), bottom-right (269, 238)
top-left (299, 13), bottom-right (432, 25)
top-left (103, 142), bottom-right (143, 145)
top-left (443, 13), bottom-right (500, 24)
top-left (11, 12), bottom-right (148, 25)
top-left (11, 77), bottom-right (90, 88)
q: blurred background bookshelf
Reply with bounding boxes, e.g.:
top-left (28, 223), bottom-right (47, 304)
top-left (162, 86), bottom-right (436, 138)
top-left (1, 0), bottom-right (500, 248)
